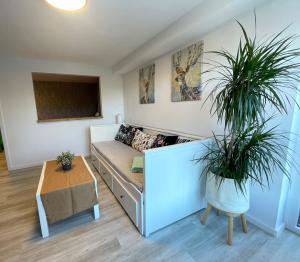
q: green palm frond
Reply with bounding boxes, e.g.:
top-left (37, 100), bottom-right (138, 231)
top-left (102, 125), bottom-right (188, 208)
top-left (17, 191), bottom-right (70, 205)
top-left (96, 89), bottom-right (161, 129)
top-left (205, 22), bottom-right (300, 131)
top-left (197, 18), bottom-right (300, 191)
top-left (196, 120), bottom-right (292, 193)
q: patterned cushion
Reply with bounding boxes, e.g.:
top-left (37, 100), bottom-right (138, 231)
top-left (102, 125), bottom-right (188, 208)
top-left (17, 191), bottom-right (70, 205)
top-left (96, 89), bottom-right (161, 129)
top-left (132, 130), bottom-right (157, 152)
top-left (176, 138), bottom-right (192, 144)
top-left (115, 124), bottom-right (130, 143)
top-left (152, 134), bottom-right (178, 148)
top-left (124, 126), bottom-right (143, 146)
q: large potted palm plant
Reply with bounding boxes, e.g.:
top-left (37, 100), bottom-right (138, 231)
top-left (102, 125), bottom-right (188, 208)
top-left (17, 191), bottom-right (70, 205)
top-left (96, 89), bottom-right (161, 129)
top-left (198, 20), bottom-right (300, 215)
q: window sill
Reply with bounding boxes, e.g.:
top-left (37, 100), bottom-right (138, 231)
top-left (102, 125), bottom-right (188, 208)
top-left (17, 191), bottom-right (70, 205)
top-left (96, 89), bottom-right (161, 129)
top-left (37, 116), bottom-right (103, 123)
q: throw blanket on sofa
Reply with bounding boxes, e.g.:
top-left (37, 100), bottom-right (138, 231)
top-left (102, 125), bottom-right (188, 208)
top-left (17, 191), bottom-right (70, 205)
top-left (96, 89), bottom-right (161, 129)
top-left (131, 156), bottom-right (144, 173)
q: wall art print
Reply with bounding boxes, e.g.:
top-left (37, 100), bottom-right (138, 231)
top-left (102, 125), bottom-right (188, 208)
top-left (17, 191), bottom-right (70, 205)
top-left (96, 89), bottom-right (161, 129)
top-left (139, 64), bottom-right (155, 104)
top-left (172, 41), bottom-right (204, 102)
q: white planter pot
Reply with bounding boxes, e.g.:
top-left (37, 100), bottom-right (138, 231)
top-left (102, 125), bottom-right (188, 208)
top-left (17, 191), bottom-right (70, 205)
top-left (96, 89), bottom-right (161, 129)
top-left (206, 173), bottom-right (250, 214)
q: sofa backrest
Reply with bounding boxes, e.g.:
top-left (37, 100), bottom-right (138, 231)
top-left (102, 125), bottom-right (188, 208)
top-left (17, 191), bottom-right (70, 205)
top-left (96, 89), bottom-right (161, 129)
top-left (90, 123), bottom-right (206, 145)
top-left (127, 123), bottom-right (204, 141)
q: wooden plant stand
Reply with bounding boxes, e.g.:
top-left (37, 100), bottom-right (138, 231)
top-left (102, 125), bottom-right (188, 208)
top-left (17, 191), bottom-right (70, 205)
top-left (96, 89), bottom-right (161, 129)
top-left (201, 203), bottom-right (248, 245)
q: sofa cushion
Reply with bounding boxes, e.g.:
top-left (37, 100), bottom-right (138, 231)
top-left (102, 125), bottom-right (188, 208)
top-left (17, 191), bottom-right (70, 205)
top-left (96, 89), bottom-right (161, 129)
top-left (152, 134), bottom-right (178, 148)
top-left (115, 125), bottom-right (143, 146)
top-left (176, 138), bottom-right (192, 144)
top-left (124, 126), bottom-right (143, 146)
top-left (131, 129), bottom-right (157, 152)
top-left (93, 141), bottom-right (144, 192)
top-left (114, 124), bottom-right (130, 143)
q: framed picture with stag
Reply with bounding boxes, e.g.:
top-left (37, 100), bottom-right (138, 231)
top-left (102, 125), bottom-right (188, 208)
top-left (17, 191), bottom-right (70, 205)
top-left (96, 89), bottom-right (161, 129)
top-left (139, 64), bottom-right (155, 104)
top-left (171, 41), bottom-right (204, 102)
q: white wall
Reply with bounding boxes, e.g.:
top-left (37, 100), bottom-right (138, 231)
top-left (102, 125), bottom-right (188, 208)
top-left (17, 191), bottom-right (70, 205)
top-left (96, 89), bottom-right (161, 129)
top-left (123, 0), bottom-right (300, 235)
top-left (285, 91), bottom-right (300, 234)
top-left (0, 57), bottom-right (124, 170)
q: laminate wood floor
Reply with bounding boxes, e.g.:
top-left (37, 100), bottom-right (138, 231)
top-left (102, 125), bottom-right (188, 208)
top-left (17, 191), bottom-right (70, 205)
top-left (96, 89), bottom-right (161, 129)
top-left (0, 151), bottom-right (7, 175)
top-left (0, 157), bottom-right (300, 262)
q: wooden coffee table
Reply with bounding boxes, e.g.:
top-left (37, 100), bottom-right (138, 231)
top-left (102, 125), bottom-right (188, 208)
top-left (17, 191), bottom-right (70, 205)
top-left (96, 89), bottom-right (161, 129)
top-left (36, 156), bottom-right (100, 238)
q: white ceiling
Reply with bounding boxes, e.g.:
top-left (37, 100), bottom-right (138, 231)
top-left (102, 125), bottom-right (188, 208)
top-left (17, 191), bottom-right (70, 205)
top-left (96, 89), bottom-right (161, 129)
top-left (114, 0), bottom-right (271, 74)
top-left (0, 0), bottom-right (204, 66)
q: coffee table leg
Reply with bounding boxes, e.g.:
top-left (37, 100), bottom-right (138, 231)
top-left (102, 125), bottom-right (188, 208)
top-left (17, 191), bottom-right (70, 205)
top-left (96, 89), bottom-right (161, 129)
top-left (36, 195), bottom-right (49, 238)
top-left (93, 204), bottom-right (100, 220)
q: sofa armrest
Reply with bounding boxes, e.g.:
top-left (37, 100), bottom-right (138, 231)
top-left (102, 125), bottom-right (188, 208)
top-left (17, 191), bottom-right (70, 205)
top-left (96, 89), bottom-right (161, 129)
top-left (143, 139), bottom-right (210, 236)
top-left (90, 124), bottom-right (120, 144)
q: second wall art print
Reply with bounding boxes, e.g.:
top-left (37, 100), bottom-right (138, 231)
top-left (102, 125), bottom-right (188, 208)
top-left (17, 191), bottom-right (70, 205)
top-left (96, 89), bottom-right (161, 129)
top-left (171, 41), bottom-right (204, 102)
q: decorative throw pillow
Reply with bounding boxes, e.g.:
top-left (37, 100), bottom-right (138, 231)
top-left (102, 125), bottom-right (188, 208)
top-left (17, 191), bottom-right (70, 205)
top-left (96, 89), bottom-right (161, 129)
top-left (115, 124), bottom-right (130, 143)
top-left (124, 126), bottom-right (143, 146)
top-left (132, 130), bottom-right (157, 152)
top-left (176, 138), bottom-right (192, 144)
top-left (152, 134), bottom-right (178, 148)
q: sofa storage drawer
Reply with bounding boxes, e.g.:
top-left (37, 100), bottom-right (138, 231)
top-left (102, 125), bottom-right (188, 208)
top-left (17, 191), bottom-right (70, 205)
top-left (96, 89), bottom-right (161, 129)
top-left (113, 177), bottom-right (138, 226)
top-left (91, 152), bottom-right (100, 172)
top-left (100, 164), bottom-right (113, 190)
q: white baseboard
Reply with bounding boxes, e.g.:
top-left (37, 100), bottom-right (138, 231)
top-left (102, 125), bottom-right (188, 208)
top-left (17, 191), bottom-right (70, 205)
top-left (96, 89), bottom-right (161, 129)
top-left (9, 161), bottom-right (43, 172)
top-left (286, 225), bottom-right (300, 236)
top-left (9, 153), bottom-right (91, 172)
top-left (246, 214), bottom-right (285, 237)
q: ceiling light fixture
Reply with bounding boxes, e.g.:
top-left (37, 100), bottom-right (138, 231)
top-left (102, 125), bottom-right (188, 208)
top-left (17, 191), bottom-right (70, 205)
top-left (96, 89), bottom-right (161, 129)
top-left (45, 0), bottom-right (87, 11)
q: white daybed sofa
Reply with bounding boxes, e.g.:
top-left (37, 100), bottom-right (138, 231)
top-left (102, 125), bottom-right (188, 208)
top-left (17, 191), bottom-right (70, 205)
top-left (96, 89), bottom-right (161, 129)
top-left (90, 124), bottom-right (209, 237)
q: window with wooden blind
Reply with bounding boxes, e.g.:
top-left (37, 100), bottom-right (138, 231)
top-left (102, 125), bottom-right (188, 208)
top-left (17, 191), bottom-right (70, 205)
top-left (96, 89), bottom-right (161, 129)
top-left (32, 72), bottom-right (102, 122)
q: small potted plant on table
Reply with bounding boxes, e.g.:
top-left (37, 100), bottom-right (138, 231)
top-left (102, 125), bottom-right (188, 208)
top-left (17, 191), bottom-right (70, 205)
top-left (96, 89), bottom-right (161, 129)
top-left (57, 151), bottom-right (75, 171)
